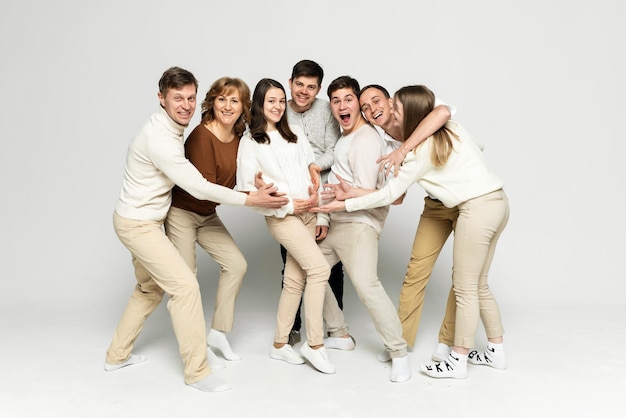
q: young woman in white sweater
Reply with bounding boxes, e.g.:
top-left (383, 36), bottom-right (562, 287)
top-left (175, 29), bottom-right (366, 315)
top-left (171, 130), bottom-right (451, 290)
top-left (236, 78), bottom-right (334, 374)
top-left (315, 85), bottom-right (510, 379)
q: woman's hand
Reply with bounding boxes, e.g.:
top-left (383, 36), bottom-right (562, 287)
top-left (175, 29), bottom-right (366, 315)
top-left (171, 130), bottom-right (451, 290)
top-left (254, 171), bottom-right (287, 196)
top-left (309, 164), bottom-right (322, 192)
top-left (310, 199), bottom-right (346, 214)
top-left (376, 147), bottom-right (407, 177)
top-left (324, 174), bottom-right (357, 201)
top-left (254, 171), bottom-right (267, 189)
top-left (320, 186), bottom-right (335, 204)
top-left (293, 186), bottom-right (319, 214)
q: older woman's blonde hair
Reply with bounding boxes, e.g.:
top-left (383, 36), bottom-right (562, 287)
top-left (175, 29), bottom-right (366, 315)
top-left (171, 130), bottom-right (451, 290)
top-left (200, 77), bottom-right (251, 138)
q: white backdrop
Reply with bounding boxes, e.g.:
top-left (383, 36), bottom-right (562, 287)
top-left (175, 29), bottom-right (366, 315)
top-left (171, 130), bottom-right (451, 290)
top-left (0, 0), bottom-right (623, 317)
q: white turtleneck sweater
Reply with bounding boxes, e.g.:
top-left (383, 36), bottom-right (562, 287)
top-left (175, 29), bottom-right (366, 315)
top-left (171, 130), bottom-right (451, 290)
top-left (115, 107), bottom-right (246, 221)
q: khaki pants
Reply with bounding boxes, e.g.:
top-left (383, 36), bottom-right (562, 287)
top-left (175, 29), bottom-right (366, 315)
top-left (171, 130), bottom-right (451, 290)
top-left (266, 213), bottom-right (330, 346)
top-left (165, 206), bottom-right (246, 331)
top-left (320, 222), bottom-right (407, 358)
top-left (399, 197), bottom-right (458, 347)
top-left (106, 212), bottom-right (209, 384)
top-left (453, 189), bottom-right (509, 348)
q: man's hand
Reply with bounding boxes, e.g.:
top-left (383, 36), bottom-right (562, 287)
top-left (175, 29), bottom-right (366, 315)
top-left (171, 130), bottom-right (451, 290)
top-left (245, 182), bottom-right (288, 208)
top-left (376, 147), bottom-right (407, 177)
top-left (315, 225), bottom-right (329, 241)
top-left (309, 164), bottom-right (322, 192)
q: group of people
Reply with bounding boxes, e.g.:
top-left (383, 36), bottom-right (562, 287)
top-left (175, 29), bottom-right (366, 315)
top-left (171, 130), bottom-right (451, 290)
top-left (104, 60), bottom-right (510, 392)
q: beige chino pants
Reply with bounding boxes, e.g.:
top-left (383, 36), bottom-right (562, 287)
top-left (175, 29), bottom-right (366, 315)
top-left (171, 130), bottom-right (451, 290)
top-left (165, 206), bottom-right (246, 332)
top-left (452, 189), bottom-right (509, 349)
top-left (265, 212), bottom-right (330, 347)
top-left (106, 212), bottom-right (210, 384)
top-left (399, 197), bottom-right (458, 348)
top-left (320, 222), bottom-right (407, 358)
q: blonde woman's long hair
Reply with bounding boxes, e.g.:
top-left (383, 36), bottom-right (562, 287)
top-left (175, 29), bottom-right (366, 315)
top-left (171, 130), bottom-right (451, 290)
top-left (395, 85), bottom-right (458, 167)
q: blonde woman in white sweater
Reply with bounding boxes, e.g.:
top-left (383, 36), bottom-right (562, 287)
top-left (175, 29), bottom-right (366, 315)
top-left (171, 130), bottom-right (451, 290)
top-left (315, 85), bottom-right (510, 379)
top-left (236, 78), bottom-right (334, 374)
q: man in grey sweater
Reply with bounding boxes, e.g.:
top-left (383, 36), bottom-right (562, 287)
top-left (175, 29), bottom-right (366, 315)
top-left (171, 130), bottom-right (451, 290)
top-left (282, 59), bottom-right (344, 346)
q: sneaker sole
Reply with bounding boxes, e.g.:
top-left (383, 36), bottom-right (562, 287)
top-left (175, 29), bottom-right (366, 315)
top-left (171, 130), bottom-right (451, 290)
top-left (270, 353), bottom-right (304, 365)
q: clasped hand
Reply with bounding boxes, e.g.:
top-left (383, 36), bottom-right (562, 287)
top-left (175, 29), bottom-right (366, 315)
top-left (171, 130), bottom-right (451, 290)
top-left (254, 171), bottom-right (318, 214)
top-left (310, 174), bottom-right (354, 214)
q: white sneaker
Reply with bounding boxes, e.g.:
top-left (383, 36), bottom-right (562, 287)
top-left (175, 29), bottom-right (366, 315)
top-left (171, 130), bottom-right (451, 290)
top-left (324, 335), bottom-right (356, 351)
top-left (300, 343), bottom-right (336, 374)
top-left (432, 343), bottom-right (451, 362)
top-left (270, 344), bottom-right (305, 365)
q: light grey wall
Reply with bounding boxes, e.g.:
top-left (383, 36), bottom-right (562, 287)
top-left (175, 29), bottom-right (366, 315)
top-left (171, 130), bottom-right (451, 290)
top-left (0, 0), bottom-right (623, 313)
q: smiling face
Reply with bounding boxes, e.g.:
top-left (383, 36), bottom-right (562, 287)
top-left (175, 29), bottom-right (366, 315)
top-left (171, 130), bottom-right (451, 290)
top-left (263, 87), bottom-right (286, 130)
top-left (359, 87), bottom-right (394, 130)
top-left (213, 88), bottom-right (243, 128)
top-left (158, 84), bottom-right (197, 126)
top-left (288, 75), bottom-right (321, 112)
top-left (329, 87), bottom-right (363, 135)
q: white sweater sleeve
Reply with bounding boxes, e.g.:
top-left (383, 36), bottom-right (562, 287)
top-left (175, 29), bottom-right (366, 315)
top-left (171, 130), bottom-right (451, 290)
top-left (235, 134), bottom-right (261, 193)
top-left (152, 132), bottom-right (246, 206)
top-left (345, 150), bottom-right (426, 212)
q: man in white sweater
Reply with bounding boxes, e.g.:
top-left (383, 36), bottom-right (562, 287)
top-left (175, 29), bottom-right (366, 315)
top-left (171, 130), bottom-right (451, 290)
top-left (317, 76), bottom-right (411, 383)
top-left (105, 67), bottom-right (288, 393)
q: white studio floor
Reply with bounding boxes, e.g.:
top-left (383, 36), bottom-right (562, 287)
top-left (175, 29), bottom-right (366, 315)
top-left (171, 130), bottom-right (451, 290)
top-left (1, 259), bottom-right (624, 418)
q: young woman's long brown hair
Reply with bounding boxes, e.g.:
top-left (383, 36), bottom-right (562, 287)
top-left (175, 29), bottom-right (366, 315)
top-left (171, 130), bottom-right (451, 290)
top-left (249, 78), bottom-right (297, 144)
top-left (395, 85), bottom-right (458, 167)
